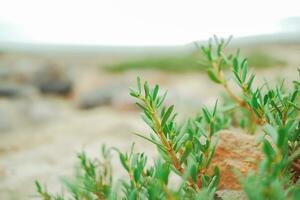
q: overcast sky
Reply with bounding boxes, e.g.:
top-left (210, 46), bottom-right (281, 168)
top-left (0, 0), bottom-right (299, 45)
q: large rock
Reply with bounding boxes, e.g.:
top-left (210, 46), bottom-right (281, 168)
top-left (213, 130), bottom-right (262, 190)
top-left (33, 65), bottom-right (72, 96)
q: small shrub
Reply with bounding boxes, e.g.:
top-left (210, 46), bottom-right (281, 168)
top-left (201, 36), bottom-right (300, 199)
top-left (36, 37), bottom-right (299, 200)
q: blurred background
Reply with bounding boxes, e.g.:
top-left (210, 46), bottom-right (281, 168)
top-left (0, 0), bottom-right (299, 199)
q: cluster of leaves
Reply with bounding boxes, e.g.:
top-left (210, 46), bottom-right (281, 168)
top-left (201, 36), bottom-right (300, 199)
top-left (36, 37), bottom-right (299, 200)
top-left (127, 77), bottom-right (228, 198)
top-left (36, 146), bottom-right (113, 200)
top-left (36, 76), bottom-right (228, 199)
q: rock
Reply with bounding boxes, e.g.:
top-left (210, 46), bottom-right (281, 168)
top-left (78, 88), bottom-right (114, 109)
top-left (213, 130), bottom-right (262, 190)
top-left (33, 64), bottom-right (72, 96)
top-left (0, 83), bottom-right (38, 99)
top-left (39, 80), bottom-right (72, 95)
top-left (0, 84), bottom-right (21, 98)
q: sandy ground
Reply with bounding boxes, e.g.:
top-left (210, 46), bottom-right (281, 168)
top-left (0, 44), bottom-right (299, 200)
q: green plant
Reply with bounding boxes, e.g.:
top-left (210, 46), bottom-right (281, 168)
top-left (36, 37), bottom-right (299, 200)
top-left (201, 36), bottom-right (300, 199)
top-left (36, 76), bottom-right (228, 200)
top-left (36, 146), bottom-right (113, 200)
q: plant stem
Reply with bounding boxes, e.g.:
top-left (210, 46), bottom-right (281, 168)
top-left (141, 97), bottom-right (199, 190)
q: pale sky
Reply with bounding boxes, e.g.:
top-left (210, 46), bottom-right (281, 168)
top-left (0, 0), bottom-right (299, 45)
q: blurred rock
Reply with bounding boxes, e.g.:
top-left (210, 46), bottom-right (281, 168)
top-left (0, 84), bottom-right (22, 98)
top-left (33, 64), bottom-right (72, 96)
top-left (39, 81), bottom-right (72, 95)
top-left (77, 80), bottom-right (137, 110)
top-left (0, 83), bottom-right (38, 99)
top-left (78, 88), bottom-right (114, 109)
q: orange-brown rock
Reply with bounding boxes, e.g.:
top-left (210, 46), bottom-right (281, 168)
top-left (212, 130), bottom-right (262, 189)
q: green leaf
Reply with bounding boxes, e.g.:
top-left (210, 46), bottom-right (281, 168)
top-left (152, 84), bottom-right (159, 101)
top-left (180, 141), bottom-right (193, 163)
top-left (247, 74), bottom-right (255, 91)
top-left (144, 81), bottom-right (150, 98)
top-left (207, 68), bottom-right (222, 84)
top-left (233, 57), bottom-right (239, 72)
top-left (213, 99), bottom-right (218, 116)
top-left (137, 76), bottom-right (142, 94)
top-left (263, 139), bottom-right (275, 160)
top-left (277, 127), bottom-right (286, 149)
top-left (242, 59), bottom-right (248, 82)
top-left (119, 153), bottom-right (129, 171)
top-left (135, 102), bottom-right (147, 111)
top-left (251, 93), bottom-right (259, 110)
top-left (161, 105), bottom-right (174, 127)
top-left (190, 164), bottom-right (198, 183)
top-left (202, 107), bottom-right (211, 123)
top-left (129, 87), bottom-right (139, 97)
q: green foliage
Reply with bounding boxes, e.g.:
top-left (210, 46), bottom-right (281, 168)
top-left (36, 37), bottom-right (299, 200)
top-left (36, 146), bottom-right (113, 200)
top-left (201, 36), bottom-right (300, 199)
top-left (36, 76), bottom-right (227, 200)
top-left (242, 124), bottom-right (300, 200)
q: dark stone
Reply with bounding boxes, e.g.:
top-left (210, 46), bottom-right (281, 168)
top-left (0, 84), bottom-right (21, 98)
top-left (33, 64), bottom-right (73, 96)
top-left (38, 80), bottom-right (72, 95)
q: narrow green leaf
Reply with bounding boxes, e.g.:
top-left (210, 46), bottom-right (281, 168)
top-left (213, 99), bottom-right (218, 116)
top-left (233, 57), bottom-right (239, 72)
top-left (207, 68), bottom-right (222, 84)
top-left (144, 81), bottom-right (150, 98)
top-left (152, 85), bottom-right (159, 101)
top-left (202, 107), bottom-right (211, 123)
top-left (241, 59), bottom-right (248, 82)
top-left (247, 74), bottom-right (255, 91)
top-left (263, 139), bottom-right (275, 160)
top-left (137, 76), bottom-right (142, 94)
top-left (119, 153), bottom-right (129, 171)
top-left (161, 105), bottom-right (174, 127)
